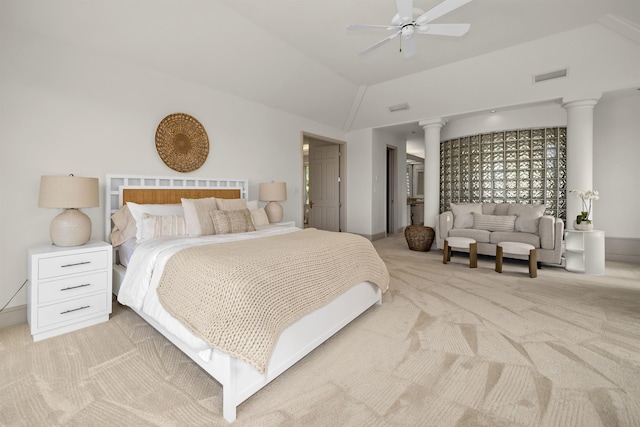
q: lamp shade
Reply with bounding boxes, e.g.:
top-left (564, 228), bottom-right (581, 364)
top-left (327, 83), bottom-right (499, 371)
top-left (39, 175), bottom-right (99, 246)
top-left (259, 182), bottom-right (287, 202)
top-left (39, 175), bottom-right (99, 208)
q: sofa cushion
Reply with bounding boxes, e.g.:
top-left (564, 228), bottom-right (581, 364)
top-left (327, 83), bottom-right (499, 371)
top-left (450, 228), bottom-right (491, 243)
top-left (482, 203), bottom-right (497, 215)
top-left (490, 231), bottom-right (540, 248)
top-left (451, 203), bottom-right (482, 229)
top-left (472, 213), bottom-right (516, 232)
top-left (494, 203), bottom-right (510, 215)
top-left (508, 204), bottom-right (546, 234)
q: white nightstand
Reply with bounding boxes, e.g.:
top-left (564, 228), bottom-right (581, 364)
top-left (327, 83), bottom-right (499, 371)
top-left (27, 240), bottom-right (113, 341)
top-left (564, 230), bottom-right (605, 275)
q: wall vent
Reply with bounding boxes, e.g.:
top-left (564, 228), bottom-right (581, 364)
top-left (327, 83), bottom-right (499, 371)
top-left (533, 68), bottom-right (568, 84)
top-left (389, 103), bottom-right (409, 112)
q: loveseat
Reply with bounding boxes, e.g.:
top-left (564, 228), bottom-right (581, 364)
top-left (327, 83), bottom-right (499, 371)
top-left (435, 202), bottom-right (565, 265)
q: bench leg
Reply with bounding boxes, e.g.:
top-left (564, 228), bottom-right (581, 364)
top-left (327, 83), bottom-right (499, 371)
top-left (529, 249), bottom-right (537, 278)
top-left (443, 240), bottom-right (450, 264)
top-left (469, 243), bottom-right (477, 268)
top-left (495, 246), bottom-right (503, 273)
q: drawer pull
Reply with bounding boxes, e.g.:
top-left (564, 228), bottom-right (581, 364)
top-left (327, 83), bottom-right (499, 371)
top-left (61, 261), bottom-right (91, 268)
top-left (61, 305), bottom-right (90, 315)
top-left (61, 283), bottom-right (91, 291)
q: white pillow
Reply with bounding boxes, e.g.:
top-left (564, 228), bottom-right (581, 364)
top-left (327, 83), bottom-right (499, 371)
top-left (181, 197), bottom-right (218, 236)
top-left (247, 200), bottom-right (259, 210)
top-left (141, 214), bottom-right (187, 240)
top-left (472, 213), bottom-right (516, 232)
top-left (451, 203), bottom-right (482, 229)
top-left (126, 202), bottom-right (184, 242)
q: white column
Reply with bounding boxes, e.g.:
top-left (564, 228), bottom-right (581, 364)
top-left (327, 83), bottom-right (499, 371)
top-left (419, 118), bottom-right (446, 228)
top-left (562, 99), bottom-right (598, 228)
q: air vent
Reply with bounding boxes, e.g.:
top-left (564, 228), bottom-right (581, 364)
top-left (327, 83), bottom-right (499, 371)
top-left (533, 68), bottom-right (568, 84)
top-left (389, 103), bottom-right (409, 112)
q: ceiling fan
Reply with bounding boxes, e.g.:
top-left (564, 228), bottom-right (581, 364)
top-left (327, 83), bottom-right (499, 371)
top-left (347, 0), bottom-right (472, 58)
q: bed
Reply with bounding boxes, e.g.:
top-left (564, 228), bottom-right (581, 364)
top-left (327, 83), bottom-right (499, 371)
top-left (104, 174), bottom-right (389, 423)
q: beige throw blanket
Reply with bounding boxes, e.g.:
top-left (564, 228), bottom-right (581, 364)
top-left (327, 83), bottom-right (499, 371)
top-left (156, 228), bottom-right (390, 374)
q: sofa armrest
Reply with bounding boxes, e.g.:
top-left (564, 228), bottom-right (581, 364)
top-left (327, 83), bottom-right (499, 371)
top-left (435, 211), bottom-right (454, 249)
top-left (539, 215), bottom-right (555, 249)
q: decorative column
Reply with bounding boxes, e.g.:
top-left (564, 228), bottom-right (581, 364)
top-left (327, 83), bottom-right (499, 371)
top-left (419, 118), bottom-right (446, 228)
top-left (562, 99), bottom-right (598, 228)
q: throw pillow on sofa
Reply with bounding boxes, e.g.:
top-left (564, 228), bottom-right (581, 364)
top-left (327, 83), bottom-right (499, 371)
top-left (472, 213), bottom-right (516, 232)
top-left (508, 204), bottom-right (546, 234)
top-left (451, 203), bottom-right (482, 229)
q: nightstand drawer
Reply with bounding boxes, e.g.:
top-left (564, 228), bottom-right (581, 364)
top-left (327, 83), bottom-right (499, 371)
top-left (38, 250), bottom-right (109, 280)
top-left (38, 293), bottom-right (108, 329)
top-left (38, 271), bottom-right (108, 304)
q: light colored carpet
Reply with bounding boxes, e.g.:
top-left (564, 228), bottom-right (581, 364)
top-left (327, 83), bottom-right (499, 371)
top-left (2, 233), bottom-right (640, 426)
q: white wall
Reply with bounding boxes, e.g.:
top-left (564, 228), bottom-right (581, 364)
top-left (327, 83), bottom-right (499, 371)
top-left (594, 90), bottom-right (640, 239)
top-left (345, 128), bottom-right (373, 237)
top-left (0, 28), bottom-right (348, 310)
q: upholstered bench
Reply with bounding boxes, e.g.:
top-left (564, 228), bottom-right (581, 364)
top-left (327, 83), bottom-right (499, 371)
top-left (495, 241), bottom-right (537, 278)
top-left (443, 237), bottom-right (477, 268)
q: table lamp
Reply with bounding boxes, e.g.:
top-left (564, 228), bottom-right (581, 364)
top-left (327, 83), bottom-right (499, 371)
top-left (259, 182), bottom-right (287, 223)
top-left (38, 174), bottom-right (99, 246)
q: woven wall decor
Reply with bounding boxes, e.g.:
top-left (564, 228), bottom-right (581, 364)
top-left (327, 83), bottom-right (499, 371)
top-left (155, 113), bottom-right (209, 172)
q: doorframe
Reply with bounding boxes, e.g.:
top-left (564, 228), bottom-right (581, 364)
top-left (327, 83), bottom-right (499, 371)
top-left (301, 132), bottom-right (347, 231)
top-left (386, 145), bottom-right (397, 235)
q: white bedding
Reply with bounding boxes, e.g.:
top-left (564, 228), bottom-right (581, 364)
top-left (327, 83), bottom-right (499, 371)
top-left (117, 225), bottom-right (300, 359)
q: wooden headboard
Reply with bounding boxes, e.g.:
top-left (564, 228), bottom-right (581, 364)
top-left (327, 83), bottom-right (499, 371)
top-left (105, 174), bottom-right (249, 241)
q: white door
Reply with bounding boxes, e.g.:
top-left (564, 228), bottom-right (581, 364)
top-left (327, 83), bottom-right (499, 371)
top-left (309, 144), bottom-right (340, 231)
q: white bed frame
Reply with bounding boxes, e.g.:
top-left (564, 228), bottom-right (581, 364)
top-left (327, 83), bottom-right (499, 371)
top-left (105, 174), bottom-right (383, 422)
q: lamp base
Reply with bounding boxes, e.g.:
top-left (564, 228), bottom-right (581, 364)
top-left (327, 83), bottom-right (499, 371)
top-left (264, 201), bottom-right (283, 223)
top-left (50, 209), bottom-right (92, 246)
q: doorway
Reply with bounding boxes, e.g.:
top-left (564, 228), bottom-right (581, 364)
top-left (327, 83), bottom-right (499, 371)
top-left (303, 134), bottom-right (345, 232)
top-left (386, 146), bottom-right (397, 234)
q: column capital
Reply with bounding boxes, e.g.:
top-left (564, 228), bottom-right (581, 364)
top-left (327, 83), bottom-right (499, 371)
top-left (561, 99), bottom-right (599, 110)
top-left (419, 118), bottom-right (447, 130)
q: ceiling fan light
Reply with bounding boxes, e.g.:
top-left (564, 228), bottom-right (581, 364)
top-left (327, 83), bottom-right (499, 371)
top-left (401, 25), bottom-right (415, 39)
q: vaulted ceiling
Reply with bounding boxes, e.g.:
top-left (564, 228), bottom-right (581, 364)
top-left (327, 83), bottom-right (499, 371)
top-left (3, 0), bottom-right (639, 133)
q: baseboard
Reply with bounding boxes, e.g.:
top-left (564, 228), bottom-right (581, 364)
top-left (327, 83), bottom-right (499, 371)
top-left (0, 304), bottom-right (27, 329)
top-left (606, 236), bottom-right (640, 264)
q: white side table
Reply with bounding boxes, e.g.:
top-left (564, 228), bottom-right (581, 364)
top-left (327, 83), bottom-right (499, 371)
top-left (564, 230), bottom-right (605, 275)
top-left (27, 241), bottom-right (113, 341)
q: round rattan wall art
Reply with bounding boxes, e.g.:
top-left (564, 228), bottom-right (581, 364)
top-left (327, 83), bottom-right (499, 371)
top-left (155, 113), bottom-right (209, 172)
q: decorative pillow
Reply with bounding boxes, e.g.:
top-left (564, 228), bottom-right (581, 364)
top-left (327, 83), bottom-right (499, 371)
top-left (451, 203), bottom-right (482, 229)
top-left (210, 209), bottom-right (256, 235)
top-left (126, 202), bottom-right (184, 241)
top-left (110, 205), bottom-right (137, 247)
top-left (472, 213), bottom-right (516, 232)
top-left (181, 197), bottom-right (218, 236)
top-left (508, 204), bottom-right (546, 234)
top-left (250, 208), bottom-right (269, 227)
top-left (216, 198), bottom-right (248, 211)
top-left (141, 213), bottom-right (187, 240)
top-left (247, 200), bottom-right (259, 210)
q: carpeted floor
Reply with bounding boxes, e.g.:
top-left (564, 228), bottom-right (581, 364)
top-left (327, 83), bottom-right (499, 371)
top-left (2, 233), bottom-right (640, 426)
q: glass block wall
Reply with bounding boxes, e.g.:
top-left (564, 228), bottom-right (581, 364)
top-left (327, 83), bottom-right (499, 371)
top-left (440, 127), bottom-right (567, 221)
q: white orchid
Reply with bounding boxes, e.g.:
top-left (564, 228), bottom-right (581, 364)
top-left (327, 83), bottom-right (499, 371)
top-left (570, 189), bottom-right (599, 224)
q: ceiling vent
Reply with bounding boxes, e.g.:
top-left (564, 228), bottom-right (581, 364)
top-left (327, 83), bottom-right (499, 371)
top-left (389, 103), bottom-right (410, 112)
top-left (533, 68), bottom-right (568, 84)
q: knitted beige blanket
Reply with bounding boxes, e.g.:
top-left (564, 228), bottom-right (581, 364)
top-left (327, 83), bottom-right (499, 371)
top-left (156, 228), bottom-right (389, 374)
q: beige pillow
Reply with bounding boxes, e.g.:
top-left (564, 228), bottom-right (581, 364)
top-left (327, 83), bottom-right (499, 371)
top-left (472, 213), bottom-right (516, 232)
top-left (216, 198), bottom-right (248, 211)
top-left (110, 205), bottom-right (137, 247)
top-left (508, 204), bottom-right (546, 233)
top-left (181, 197), bottom-right (218, 236)
top-left (451, 203), bottom-right (482, 229)
top-left (141, 214), bottom-right (186, 240)
top-left (210, 209), bottom-right (256, 234)
top-left (250, 208), bottom-right (269, 227)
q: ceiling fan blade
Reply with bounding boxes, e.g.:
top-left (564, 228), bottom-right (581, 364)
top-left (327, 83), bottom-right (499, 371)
top-left (415, 0), bottom-right (472, 26)
top-left (402, 35), bottom-right (417, 58)
top-left (417, 23), bottom-right (471, 37)
top-left (395, 0), bottom-right (414, 24)
top-left (358, 31), bottom-right (401, 55)
top-left (347, 24), bottom-right (398, 31)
